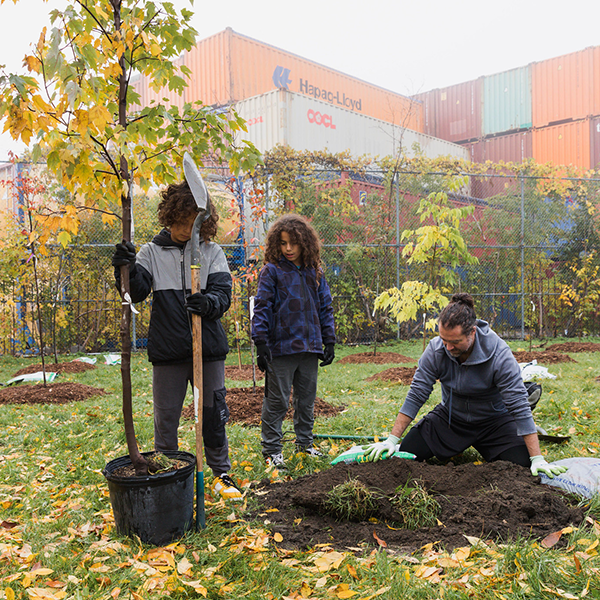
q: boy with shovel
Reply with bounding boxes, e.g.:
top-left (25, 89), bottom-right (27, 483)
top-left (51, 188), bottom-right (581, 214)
top-left (112, 173), bottom-right (242, 502)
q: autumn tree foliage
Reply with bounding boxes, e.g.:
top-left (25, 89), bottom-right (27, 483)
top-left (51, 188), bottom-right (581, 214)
top-left (0, 0), bottom-right (260, 473)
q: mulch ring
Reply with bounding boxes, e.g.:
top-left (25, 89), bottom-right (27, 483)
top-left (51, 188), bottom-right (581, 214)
top-left (0, 382), bottom-right (106, 405)
top-left (12, 361), bottom-right (96, 377)
top-left (182, 386), bottom-right (344, 426)
top-left (254, 459), bottom-right (584, 553)
top-left (546, 342), bottom-right (600, 353)
top-left (366, 367), bottom-right (417, 385)
top-left (225, 365), bottom-right (264, 381)
top-left (338, 352), bottom-right (415, 365)
top-left (512, 351), bottom-right (575, 364)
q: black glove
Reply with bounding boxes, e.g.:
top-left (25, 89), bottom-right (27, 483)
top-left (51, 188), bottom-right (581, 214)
top-left (320, 343), bottom-right (335, 367)
top-left (185, 293), bottom-right (212, 317)
top-left (112, 241), bottom-right (136, 268)
top-left (256, 343), bottom-right (272, 372)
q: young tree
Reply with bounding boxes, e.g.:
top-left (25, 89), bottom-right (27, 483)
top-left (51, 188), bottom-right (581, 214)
top-left (0, 0), bottom-right (260, 474)
top-left (375, 177), bottom-right (479, 343)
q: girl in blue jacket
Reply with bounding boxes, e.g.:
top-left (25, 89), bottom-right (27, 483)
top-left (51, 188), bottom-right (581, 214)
top-left (252, 214), bottom-right (335, 469)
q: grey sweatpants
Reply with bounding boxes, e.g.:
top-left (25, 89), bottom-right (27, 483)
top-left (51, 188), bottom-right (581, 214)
top-left (261, 352), bottom-right (319, 456)
top-left (152, 361), bottom-right (231, 476)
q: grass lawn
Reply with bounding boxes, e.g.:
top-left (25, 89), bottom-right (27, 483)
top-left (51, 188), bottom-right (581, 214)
top-left (0, 338), bottom-right (599, 599)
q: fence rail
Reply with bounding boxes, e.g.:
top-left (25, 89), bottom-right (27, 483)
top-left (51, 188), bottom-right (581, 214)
top-left (2, 168), bottom-right (599, 355)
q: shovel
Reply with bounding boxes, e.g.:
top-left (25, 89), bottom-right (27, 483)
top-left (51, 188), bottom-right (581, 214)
top-left (183, 153), bottom-right (211, 531)
top-left (536, 424), bottom-right (571, 443)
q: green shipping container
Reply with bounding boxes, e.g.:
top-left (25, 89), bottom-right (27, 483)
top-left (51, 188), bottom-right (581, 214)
top-left (483, 66), bottom-right (532, 136)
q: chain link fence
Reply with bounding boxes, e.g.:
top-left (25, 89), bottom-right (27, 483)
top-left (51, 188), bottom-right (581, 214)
top-left (2, 168), bottom-right (599, 355)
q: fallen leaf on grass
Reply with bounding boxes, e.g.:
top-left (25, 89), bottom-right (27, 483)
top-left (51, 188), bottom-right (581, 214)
top-left (314, 551), bottom-right (346, 572)
top-left (273, 533), bottom-right (283, 543)
top-left (542, 530), bottom-right (563, 548)
top-left (540, 582), bottom-right (579, 599)
top-left (181, 580), bottom-right (208, 597)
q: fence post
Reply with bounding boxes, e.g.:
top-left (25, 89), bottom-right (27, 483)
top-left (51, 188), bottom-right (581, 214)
top-left (520, 176), bottom-right (525, 341)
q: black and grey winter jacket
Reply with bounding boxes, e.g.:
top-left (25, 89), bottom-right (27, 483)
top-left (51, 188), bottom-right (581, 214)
top-left (116, 229), bottom-right (231, 365)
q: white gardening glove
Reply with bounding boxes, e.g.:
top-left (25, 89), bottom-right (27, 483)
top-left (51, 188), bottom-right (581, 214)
top-left (364, 435), bottom-right (400, 462)
top-left (530, 455), bottom-right (568, 479)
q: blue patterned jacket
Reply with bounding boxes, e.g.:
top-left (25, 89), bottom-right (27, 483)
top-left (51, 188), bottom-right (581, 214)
top-left (251, 257), bottom-right (335, 358)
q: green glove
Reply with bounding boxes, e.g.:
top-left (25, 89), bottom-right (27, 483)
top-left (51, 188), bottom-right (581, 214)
top-left (364, 434), bottom-right (400, 462)
top-left (530, 455), bottom-right (568, 479)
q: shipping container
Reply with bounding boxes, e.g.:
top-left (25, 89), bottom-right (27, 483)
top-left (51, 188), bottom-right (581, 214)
top-left (532, 47), bottom-right (598, 128)
top-left (483, 66), bottom-right (532, 135)
top-left (590, 115), bottom-right (600, 170)
top-left (461, 132), bottom-right (531, 199)
top-left (234, 89), bottom-right (468, 161)
top-left (414, 79), bottom-right (482, 143)
top-left (137, 28), bottom-right (423, 132)
top-left (532, 119), bottom-right (591, 170)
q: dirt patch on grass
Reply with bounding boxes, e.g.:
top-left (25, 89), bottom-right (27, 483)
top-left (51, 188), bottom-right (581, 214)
top-left (12, 361), bottom-right (96, 377)
top-left (225, 365), bottom-right (263, 381)
top-left (0, 382), bottom-right (106, 405)
top-left (256, 459), bottom-right (584, 553)
top-left (338, 352), bottom-right (415, 365)
top-left (182, 386), bottom-right (344, 426)
top-left (545, 342), bottom-right (600, 353)
top-left (366, 367), bottom-right (417, 385)
top-left (512, 351), bottom-right (575, 364)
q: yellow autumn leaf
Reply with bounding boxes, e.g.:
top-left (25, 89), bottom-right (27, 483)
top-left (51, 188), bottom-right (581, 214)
top-left (273, 533), bottom-right (283, 543)
top-left (300, 582), bottom-right (312, 598)
top-left (30, 569), bottom-right (54, 577)
top-left (177, 557), bottom-right (193, 576)
top-left (5, 588), bottom-right (15, 600)
top-left (314, 551), bottom-right (346, 572)
top-left (181, 581), bottom-right (207, 597)
top-left (453, 546), bottom-right (471, 561)
top-left (585, 539), bottom-right (599, 553)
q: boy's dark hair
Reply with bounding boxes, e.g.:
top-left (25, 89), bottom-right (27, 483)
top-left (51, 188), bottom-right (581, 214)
top-left (157, 180), bottom-right (219, 240)
top-left (438, 293), bottom-right (477, 334)
top-left (264, 213), bottom-right (322, 276)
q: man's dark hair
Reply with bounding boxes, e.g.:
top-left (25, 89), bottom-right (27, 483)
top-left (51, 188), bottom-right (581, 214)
top-left (438, 293), bottom-right (477, 334)
top-left (157, 180), bottom-right (219, 240)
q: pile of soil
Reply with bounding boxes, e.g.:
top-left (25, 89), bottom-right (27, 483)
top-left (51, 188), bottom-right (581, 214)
top-left (339, 352), bottom-right (415, 365)
top-left (256, 459), bottom-right (584, 552)
top-left (111, 452), bottom-right (193, 477)
top-left (0, 382), bottom-right (105, 405)
top-left (12, 361), bottom-right (96, 376)
top-left (366, 367), bottom-right (417, 385)
top-left (512, 351), bottom-right (575, 364)
top-left (546, 342), bottom-right (600, 353)
top-left (225, 365), bottom-right (263, 381)
top-left (182, 386), bottom-right (344, 426)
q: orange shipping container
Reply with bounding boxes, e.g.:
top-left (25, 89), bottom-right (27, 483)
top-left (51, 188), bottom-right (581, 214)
top-left (532, 48), bottom-right (600, 128)
top-left (532, 119), bottom-right (591, 171)
top-left (139, 28), bottom-right (423, 132)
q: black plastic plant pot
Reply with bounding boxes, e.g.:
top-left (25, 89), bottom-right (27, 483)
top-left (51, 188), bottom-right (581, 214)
top-left (103, 450), bottom-right (196, 546)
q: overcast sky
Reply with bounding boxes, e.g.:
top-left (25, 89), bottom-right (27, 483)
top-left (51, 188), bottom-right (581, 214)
top-left (1, 0), bottom-right (599, 159)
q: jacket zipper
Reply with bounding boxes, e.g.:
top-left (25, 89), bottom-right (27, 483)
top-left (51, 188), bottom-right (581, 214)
top-left (180, 245), bottom-right (194, 336)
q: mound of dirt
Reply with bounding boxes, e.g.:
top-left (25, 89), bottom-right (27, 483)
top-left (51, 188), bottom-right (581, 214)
top-left (338, 352), bottom-right (415, 365)
top-left (512, 351), bottom-right (575, 364)
top-left (366, 367), bottom-right (417, 385)
top-left (546, 342), bottom-right (600, 353)
top-left (225, 365), bottom-right (264, 381)
top-left (0, 382), bottom-right (106, 405)
top-left (183, 386), bottom-right (344, 426)
top-left (256, 459), bottom-right (584, 553)
top-left (12, 361), bottom-right (96, 377)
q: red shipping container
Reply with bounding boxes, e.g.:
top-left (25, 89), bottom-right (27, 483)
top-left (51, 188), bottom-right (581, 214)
top-left (415, 79), bottom-right (482, 143)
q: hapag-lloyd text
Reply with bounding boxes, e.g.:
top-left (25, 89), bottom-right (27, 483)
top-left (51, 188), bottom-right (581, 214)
top-left (299, 78), bottom-right (362, 112)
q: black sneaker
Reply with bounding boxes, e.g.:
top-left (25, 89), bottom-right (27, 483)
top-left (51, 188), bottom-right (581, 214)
top-left (296, 445), bottom-right (322, 457)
